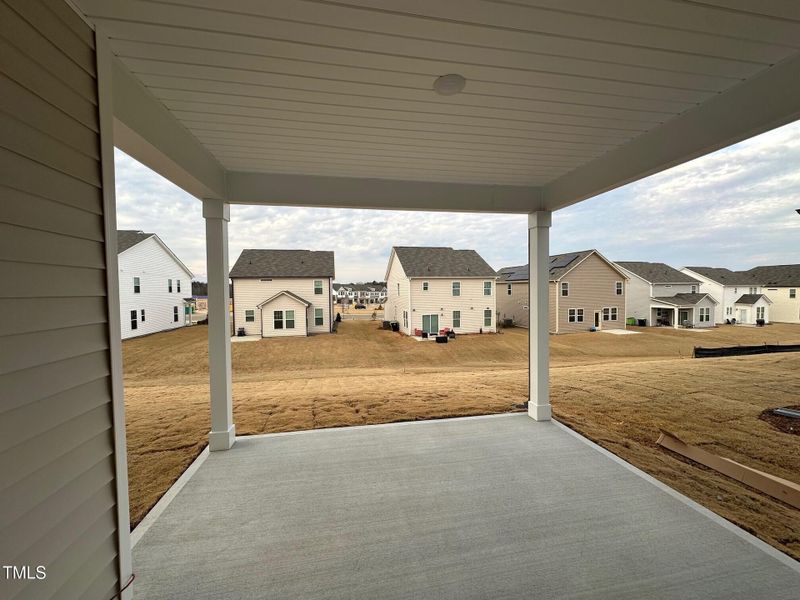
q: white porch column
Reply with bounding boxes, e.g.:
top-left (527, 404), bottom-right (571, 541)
top-left (528, 211), bottom-right (552, 421)
top-left (203, 199), bottom-right (235, 451)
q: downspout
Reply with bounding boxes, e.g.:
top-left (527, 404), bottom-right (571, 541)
top-left (554, 277), bottom-right (558, 334)
top-left (408, 277), bottom-right (413, 335)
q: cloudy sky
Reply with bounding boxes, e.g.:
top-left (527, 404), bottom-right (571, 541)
top-left (115, 120), bottom-right (800, 283)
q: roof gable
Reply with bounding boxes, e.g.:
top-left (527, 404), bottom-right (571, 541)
top-left (683, 266), bottom-right (759, 286)
top-left (117, 229), bottom-right (154, 253)
top-left (497, 249), bottom-right (627, 283)
top-left (230, 249), bottom-right (335, 278)
top-left (256, 290), bottom-right (312, 308)
top-left (390, 246), bottom-right (496, 278)
top-left (651, 292), bottom-right (718, 306)
top-left (617, 261), bottom-right (699, 284)
top-left (734, 293), bottom-right (772, 305)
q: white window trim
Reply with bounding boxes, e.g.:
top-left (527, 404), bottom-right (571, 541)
top-left (615, 281), bottom-right (623, 295)
top-left (453, 310), bottom-right (461, 328)
top-left (314, 307), bottom-right (324, 326)
top-left (568, 308), bottom-right (584, 323)
top-left (314, 280), bottom-right (323, 295)
top-left (245, 309), bottom-right (255, 322)
top-left (452, 281), bottom-right (461, 296)
top-left (285, 309), bottom-right (296, 329)
top-left (610, 307), bottom-right (618, 321)
top-left (483, 309), bottom-right (492, 327)
top-left (422, 281), bottom-right (429, 291)
top-left (483, 280), bottom-right (492, 296)
top-left (602, 307), bottom-right (610, 321)
top-left (274, 310), bottom-right (284, 329)
top-left (561, 281), bottom-right (569, 297)
top-left (506, 283), bottom-right (512, 296)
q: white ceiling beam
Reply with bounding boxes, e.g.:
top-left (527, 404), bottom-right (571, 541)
top-left (226, 171), bottom-right (542, 214)
top-left (110, 54), bottom-right (226, 199)
top-left (544, 51), bottom-right (800, 211)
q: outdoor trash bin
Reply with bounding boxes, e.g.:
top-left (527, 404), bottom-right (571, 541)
top-left (390, 322), bottom-right (400, 332)
top-left (237, 327), bottom-right (245, 337)
top-left (436, 336), bottom-right (448, 343)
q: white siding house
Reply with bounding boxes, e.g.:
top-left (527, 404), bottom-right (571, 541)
top-left (118, 230), bottom-right (194, 339)
top-left (616, 262), bottom-right (715, 328)
top-left (747, 265), bottom-right (800, 324)
top-left (384, 246), bottom-right (497, 335)
top-left (681, 267), bottom-right (764, 324)
top-left (231, 250), bottom-right (335, 337)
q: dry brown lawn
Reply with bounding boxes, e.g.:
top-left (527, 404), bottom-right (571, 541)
top-left (123, 321), bottom-right (800, 559)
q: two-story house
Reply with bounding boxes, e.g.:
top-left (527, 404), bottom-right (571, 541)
top-left (680, 267), bottom-right (770, 324)
top-left (746, 264), bottom-right (800, 323)
top-left (497, 249), bottom-right (628, 333)
top-left (384, 246), bottom-right (497, 335)
top-left (230, 249), bottom-right (335, 337)
top-left (117, 230), bottom-right (194, 339)
top-left (616, 261), bottom-right (717, 328)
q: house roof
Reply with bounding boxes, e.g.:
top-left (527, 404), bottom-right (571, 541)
top-left (651, 293), bottom-right (717, 306)
top-left (391, 247), bottom-right (496, 278)
top-left (497, 249), bottom-right (626, 283)
top-left (683, 266), bottom-right (760, 286)
top-left (230, 249), bottom-right (335, 278)
top-left (734, 293), bottom-right (771, 305)
top-left (617, 261), bottom-right (699, 284)
top-left (117, 229), bottom-right (154, 253)
top-left (746, 264), bottom-right (800, 287)
top-left (256, 290), bottom-right (312, 308)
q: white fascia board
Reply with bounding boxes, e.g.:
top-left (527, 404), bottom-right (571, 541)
top-left (543, 51), bottom-right (800, 211)
top-left (227, 171), bottom-right (542, 213)
top-left (111, 56), bottom-right (226, 200)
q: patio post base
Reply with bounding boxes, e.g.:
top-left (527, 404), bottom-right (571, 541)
top-left (209, 425), bottom-right (236, 451)
top-left (528, 403), bottom-right (552, 421)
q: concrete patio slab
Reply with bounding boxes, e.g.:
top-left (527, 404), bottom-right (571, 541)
top-left (132, 414), bottom-right (799, 599)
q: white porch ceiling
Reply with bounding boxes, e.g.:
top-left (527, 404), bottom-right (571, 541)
top-left (73, 0), bottom-right (800, 210)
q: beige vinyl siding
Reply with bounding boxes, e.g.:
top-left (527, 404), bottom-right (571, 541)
top-left (556, 253), bottom-right (626, 334)
top-left (233, 277), bottom-right (331, 336)
top-left (0, 2), bottom-right (121, 599)
top-left (409, 277), bottom-right (496, 334)
top-left (763, 287), bottom-right (800, 323)
top-left (549, 281), bottom-right (558, 333)
top-left (259, 295), bottom-right (309, 337)
top-left (497, 281), bottom-right (530, 329)
top-left (384, 252), bottom-right (410, 332)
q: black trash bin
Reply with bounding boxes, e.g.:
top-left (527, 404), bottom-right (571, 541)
top-left (382, 320), bottom-right (391, 330)
top-left (390, 321), bottom-right (400, 332)
top-left (237, 327), bottom-right (245, 337)
top-left (637, 319), bottom-right (647, 327)
top-left (435, 335), bottom-right (448, 343)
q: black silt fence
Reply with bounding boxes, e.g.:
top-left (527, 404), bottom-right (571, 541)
top-left (693, 343), bottom-right (800, 358)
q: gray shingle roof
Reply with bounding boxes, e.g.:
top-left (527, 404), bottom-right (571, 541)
top-left (256, 290), bottom-right (312, 307)
top-left (230, 249), bottom-right (335, 278)
top-left (652, 293), bottom-right (715, 306)
top-left (617, 261), bottom-right (699, 284)
top-left (392, 247), bottom-right (496, 278)
top-left (734, 293), bottom-right (769, 305)
top-left (117, 230), bottom-right (154, 253)
top-left (684, 266), bottom-right (759, 286)
top-left (747, 265), bottom-right (800, 287)
top-left (497, 250), bottom-right (617, 282)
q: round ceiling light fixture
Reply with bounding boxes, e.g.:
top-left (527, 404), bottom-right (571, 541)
top-left (433, 73), bottom-right (466, 96)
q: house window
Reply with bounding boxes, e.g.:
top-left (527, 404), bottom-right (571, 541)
top-left (173, 306), bottom-right (179, 322)
top-left (453, 310), bottom-right (461, 328)
top-left (452, 281), bottom-right (461, 296)
top-left (791, 289), bottom-right (797, 299)
top-left (286, 309), bottom-right (295, 329)
top-left (403, 310), bottom-right (408, 328)
top-left (130, 310), bottom-right (137, 330)
top-left (615, 281), bottom-right (623, 295)
top-left (133, 277), bottom-right (141, 294)
top-left (274, 310), bottom-right (284, 329)
top-left (610, 307), bottom-right (618, 321)
top-left (483, 309), bottom-right (492, 327)
top-left (561, 282), bottom-right (569, 297)
top-left (603, 307), bottom-right (610, 321)
top-left (168, 279), bottom-right (173, 293)
top-left (140, 309), bottom-right (146, 322)
top-left (699, 307), bottom-right (710, 322)
top-left (726, 307), bottom-right (733, 315)
top-left (507, 283), bottom-right (512, 296)
top-left (422, 281), bottom-right (429, 291)
top-left (568, 308), bottom-right (584, 323)
top-left (756, 306), bottom-right (765, 320)
top-left (314, 280), bottom-right (323, 295)
top-left (245, 310), bottom-right (255, 322)
top-left (315, 308), bottom-right (324, 326)
top-left (691, 285), bottom-right (697, 293)
top-left (484, 281), bottom-right (492, 296)
top-left (397, 283), bottom-right (400, 296)
top-left (176, 279), bottom-right (181, 293)
top-left (749, 287), bottom-right (757, 294)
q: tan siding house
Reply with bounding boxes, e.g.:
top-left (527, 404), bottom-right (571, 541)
top-left (497, 250), bottom-right (628, 334)
top-left (385, 246), bottom-right (497, 335)
top-left (230, 250), bottom-right (335, 337)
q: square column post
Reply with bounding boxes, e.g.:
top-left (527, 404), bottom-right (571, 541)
top-left (203, 199), bottom-right (235, 451)
top-left (528, 211), bottom-right (552, 421)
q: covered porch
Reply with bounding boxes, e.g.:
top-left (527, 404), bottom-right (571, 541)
top-left (130, 414), bottom-right (799, 599)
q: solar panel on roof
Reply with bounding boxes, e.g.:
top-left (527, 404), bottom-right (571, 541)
top-left (550, 253), bottom-right (579, 269)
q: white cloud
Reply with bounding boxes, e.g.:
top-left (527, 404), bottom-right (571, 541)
top-left (115, 119), bottom-right (800, 282)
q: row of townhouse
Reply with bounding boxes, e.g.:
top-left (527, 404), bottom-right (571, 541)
top-left (117, 232), bottom-right (800, 340)
top-left (333, 282), bottom-right (388, 304)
